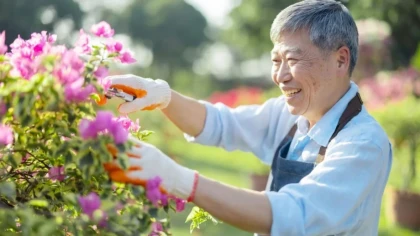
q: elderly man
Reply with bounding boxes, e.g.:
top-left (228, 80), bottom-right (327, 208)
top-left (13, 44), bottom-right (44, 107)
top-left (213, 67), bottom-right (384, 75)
top-left (105, 0), bottom-right (392, 235)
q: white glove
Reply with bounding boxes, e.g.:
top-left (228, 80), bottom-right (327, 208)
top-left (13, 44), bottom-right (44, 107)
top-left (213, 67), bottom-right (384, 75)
top-left (104, 136), bottom-right (198, 200)
top-left (105, 74), bottom-right (172, 114)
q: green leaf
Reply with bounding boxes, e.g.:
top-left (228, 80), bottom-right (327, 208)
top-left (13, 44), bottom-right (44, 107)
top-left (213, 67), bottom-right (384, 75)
top-left (0, 181), bottom-right (16, 202)
top-left (28, 199), bottom-right (49, 208)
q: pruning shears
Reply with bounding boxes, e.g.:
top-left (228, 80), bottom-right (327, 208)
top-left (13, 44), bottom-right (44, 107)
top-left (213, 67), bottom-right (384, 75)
top-left (105, 88), bottom-right (137, 102)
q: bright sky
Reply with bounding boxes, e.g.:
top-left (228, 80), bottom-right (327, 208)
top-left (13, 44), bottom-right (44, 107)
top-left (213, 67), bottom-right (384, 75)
top-left (185, 0), bottom-right (240, 27)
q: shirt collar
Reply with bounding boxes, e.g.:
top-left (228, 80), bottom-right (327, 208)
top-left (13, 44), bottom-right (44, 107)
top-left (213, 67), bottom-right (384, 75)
top-left (296, 81), bottom-right (359, 147)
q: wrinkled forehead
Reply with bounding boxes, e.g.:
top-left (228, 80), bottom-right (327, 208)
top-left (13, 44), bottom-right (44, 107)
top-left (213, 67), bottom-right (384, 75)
top-left (271, 30), bottom-right (317, 56)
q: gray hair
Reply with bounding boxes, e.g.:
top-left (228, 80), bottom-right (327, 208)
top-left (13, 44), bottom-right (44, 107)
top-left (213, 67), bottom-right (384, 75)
top-left (270, 0), bottom-right (359, 76)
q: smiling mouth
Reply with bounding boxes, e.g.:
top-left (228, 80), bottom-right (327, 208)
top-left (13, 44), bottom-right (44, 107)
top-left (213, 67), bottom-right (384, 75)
top-left (283, 89), bottom-right (302, 97)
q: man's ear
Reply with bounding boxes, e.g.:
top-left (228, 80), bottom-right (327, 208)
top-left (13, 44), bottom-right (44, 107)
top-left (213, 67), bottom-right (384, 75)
top-left (336, 46), bottom-right (350, 76)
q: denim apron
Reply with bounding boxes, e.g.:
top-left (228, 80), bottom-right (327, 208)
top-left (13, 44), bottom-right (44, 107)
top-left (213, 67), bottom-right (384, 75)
top-left (259, 93), bottom-right (363, 235)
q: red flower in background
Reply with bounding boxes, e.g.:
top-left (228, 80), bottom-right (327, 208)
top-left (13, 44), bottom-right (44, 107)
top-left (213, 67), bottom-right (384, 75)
top-left (208, 87), bottom-right (264, 107)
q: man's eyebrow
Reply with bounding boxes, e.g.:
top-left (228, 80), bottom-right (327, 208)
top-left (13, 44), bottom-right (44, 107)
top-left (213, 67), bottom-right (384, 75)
top-left (271, 46), bottom-right (302, 56)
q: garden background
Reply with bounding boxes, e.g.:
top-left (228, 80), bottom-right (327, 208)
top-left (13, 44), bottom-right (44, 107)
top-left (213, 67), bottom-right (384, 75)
top-left (1, 0), bottom-right (420, 235)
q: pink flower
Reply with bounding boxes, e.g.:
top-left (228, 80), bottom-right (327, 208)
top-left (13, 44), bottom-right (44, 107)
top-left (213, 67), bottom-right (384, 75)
top-left (91, 21), bottom-right (115, 38)
top-left (48, 166), bottom-right (65, 181)
top-left (78, 192), bottom-right (101, 217)
top-left (105, 40), bottom-right (123, 53)
top-left (118, 51), bottom-right (136, 64)
top-left (149, 222), bottom-right (164, 236)
top-left (109, 123), bottom-right (129, 144)
top-left (98, 76), bottom-right (111, 91)
top-left (64, 80), bottom-right (95, 103)
top-left (75, 29), bottom-right (91, 54)
top-left (174, 198), bottom-right (186, 212)
top-left (78, 111), bottom-right (129, 144)
top-left (114, 116), bottom-right (140, 132)
top-left (28, 31), bottom-right (56, 56)
top-left (0, 31), bottom-right (7, 54)
top-left (54, 50), bottom-right (85, 85)
top-left (78, 119), bottom-right (98, 139)
top-left (94, 66), bottom-right (109, 80)
top-left (146, 176), bottom-right (167, 207)
top-left (0, 125), bottom-right (13, 146)
top-left (78, 192), bottom-right (107, 227)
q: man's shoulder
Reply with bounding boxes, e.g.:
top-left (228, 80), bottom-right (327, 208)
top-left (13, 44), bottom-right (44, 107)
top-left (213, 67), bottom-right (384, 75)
top-left (333, 108), bottom-right (390, 151)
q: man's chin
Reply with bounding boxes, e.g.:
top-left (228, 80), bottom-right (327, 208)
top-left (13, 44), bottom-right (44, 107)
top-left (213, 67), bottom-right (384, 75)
top-left (286, 104), bottom-right (301, 116)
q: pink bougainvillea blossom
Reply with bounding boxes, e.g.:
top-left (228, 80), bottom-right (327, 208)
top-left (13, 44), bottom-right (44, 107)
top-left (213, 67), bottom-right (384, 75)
top-left (0, 31), bottom-right (7, 54)
top-left (74, 29), bottom-right (91, 54)
top-left (91, 21), bottom-right (115, 38)
top-left (105, 40), bottom-right (123, 54)
top-left (78, 111), bottom-right (129, 144)
top-left (114, 116), bottom-right (140, 132)
top-left (146, 176), bottom-right (166, 207)
top-left (7, 32), bottom-right (57, 80)
top-left (78, 192), bottom-right (108, 227)
top-left (64, 79), bottom-right (95, 103)
top-left (94, 66), bottom-right (109, 80)
top-left (148, 222), bottom-right (164, 236)
top-left (174, 197), bottom-right (186, 212)
top-left (48, 166), bottom-right (65, 181)
top-left (0, 125), bottom-right (13, 146)
top-left (118, 50), bottom-right (136, 64)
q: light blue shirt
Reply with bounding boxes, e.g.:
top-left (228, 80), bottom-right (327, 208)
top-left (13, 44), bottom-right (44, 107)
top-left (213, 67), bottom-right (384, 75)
top-left (185, 82), bottom-right (392, 236)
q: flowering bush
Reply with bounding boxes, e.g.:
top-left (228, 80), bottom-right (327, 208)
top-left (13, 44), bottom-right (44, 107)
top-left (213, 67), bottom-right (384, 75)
top-left (353, 18), bottom-right (393, 81)
top-left (358, 68), bottom-right (420, 111)
top-left (208, 86), bottom-right (264, 108)
top-left (0, 22), bottom-right (185, 235)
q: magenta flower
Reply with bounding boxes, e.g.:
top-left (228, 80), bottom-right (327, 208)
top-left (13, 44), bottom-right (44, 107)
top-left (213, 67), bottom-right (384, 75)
top-left (105, 40), bottom-right (123, 53)
top-left (54, 50), bottom-right (85, 85)
top-left (74, 29), bottom-right (91, 54)
top-left (118, 51), bottom-right (136, 64)
top-left (78, 192), bottom-right (107, 227)
top-left (94, 66), bottom-right (109, 80)
top-left (48, 166), bottom-right (65, 181)
top-left (78, 192), bottom-right (101, 217)
top-left (114, 116), bottom-right (140, 132)
top-left (149, 222), bottom-right (164, 236)
top-left (78, 119), bottom-right (98, 140)
top-left (78, 111), bottom-right (129, 144)
top-left (109, 123), bottom-right (129, 144)
top-left (0, 125), bottom-right (13, 146)
top-left (64, 80), bottom-right (95, 103)
top-left (174, 198), bottom-right (186, 212)
top-left (146, 176), bottom-right (167, 207)
top-left (91, 21), bottom-right (115, 38)
top-left (0, 31), bottom-right (7, 54)
top-left (28, 31), bottom-right (57, 56)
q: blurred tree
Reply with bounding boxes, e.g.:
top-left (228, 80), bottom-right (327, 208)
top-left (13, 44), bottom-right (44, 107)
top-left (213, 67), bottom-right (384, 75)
top-left (222, 0), bottom-right (298, 59)
top-left (223, 0), bottom-right (420, 69)
top-left (0, 0), bottom-right (84, 45)
top-left (102, 0), bottom-right (210, 81)
top-left (347, 0), bottom-right (420, 69)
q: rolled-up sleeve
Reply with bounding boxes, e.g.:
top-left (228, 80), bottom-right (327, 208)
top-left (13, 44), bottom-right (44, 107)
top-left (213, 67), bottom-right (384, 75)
top-left (184, 98), bottom-right (293, 160)
top-left (265, 136), bottom-right (391, 235)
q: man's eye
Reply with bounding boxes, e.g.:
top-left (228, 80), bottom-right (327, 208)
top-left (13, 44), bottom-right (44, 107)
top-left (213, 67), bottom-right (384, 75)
top-left (287, 58), bottom-right (298, 64)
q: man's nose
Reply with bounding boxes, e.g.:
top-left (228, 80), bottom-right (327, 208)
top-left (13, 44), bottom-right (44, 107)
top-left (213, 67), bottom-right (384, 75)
top-left (274, 63), bottom-right (292, 84)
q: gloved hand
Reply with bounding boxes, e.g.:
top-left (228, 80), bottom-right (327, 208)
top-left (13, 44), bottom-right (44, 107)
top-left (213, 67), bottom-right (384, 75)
top-left (105, 74), bottom-right (172, 114)
top-left (104, 136), bottom-right (199, 201)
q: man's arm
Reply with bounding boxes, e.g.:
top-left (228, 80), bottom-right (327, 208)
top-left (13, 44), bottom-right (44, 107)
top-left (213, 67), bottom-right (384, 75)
top-left (161, 90), bottom-right (207, 137)
top-left (190, 136), bottom-right (391, 235)
top-left (193, 176), bottom-right (273, 234)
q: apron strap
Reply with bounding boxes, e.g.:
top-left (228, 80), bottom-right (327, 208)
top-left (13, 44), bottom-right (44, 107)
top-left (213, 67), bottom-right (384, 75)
top-left (316, 92), bottom-right (363, 163)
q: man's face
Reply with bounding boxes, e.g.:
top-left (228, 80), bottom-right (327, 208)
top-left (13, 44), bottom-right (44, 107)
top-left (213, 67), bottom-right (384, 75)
top-left (271, 30), bottom-right (347, 123)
